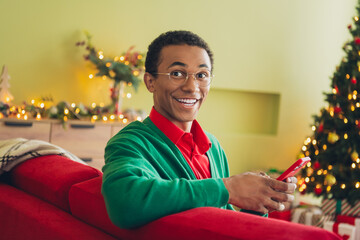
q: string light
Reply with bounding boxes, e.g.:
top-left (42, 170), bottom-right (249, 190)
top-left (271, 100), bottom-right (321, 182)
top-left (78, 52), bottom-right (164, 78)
top-left (341, 184), bottom-right (346, 189)
top-left (302, 146), bottom-right (307, 151)
top-left (344, 118), bottom-right (348, 124)
top-left (110, 115), bottom-right (115, 120)
top-left (305, 177), bottom-right (310, 183)
top-left (23, 114), bottom-right (28, 120)
top-left (126, 93), bottom-right (132, 99)
top-left (98, 51), bottom-right (104, 59)
top-left (328, 165), bottom-right (333, 170)
top-left (323, 144), bottom-right (327, 150)
top-left (36, 113), bottom-right (41, 120)
top-left (91, 103), bottom-right (96, 108)
top-left (312, 126), bottom-right (316, 131)
top-left (346, 74), bottom-right (350, 79)
top-left (344, 133), bottom-right (348, 139)
top-left (351, 105), bottom-right (355, 111)
top-left (356, 182), bottom-right (360, 188)
top-left (355, 16), bottom-right (359, 21)
top-left (64, 108), bottom-right (69, 115)
top-left (352, 163), bottom-right (356, 168)
top-left (89, 74), bottom-right (94, 79)
top-left (122, 118), bottom-right (128, 124)
top-left (102, 116), bottom-right (108, 122)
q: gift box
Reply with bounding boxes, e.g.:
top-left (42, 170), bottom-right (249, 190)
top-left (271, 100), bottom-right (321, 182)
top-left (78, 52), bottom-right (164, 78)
top-left (324, 221), bottom-right (356, 240)
top-left (321, 199), bottom-right (360, 217)
top-left (336, 215), bottom-right (360, 240)
top-left (291, 206), bottom-right (326, 227)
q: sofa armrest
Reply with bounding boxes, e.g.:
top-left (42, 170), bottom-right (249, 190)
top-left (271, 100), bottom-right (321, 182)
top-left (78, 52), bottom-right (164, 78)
top-left (136, 207), bottom-right (341, 240)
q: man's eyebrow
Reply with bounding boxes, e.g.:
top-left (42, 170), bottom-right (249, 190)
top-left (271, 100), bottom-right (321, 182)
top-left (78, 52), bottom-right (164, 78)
top-left (167, 61), bottom-right (187, 69)
top-left (167, 62), bottom-right (210, 69)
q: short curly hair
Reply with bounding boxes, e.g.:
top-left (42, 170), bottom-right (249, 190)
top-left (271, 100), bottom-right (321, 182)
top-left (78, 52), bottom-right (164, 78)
top-left (145, 30), bottom-right (214, 75)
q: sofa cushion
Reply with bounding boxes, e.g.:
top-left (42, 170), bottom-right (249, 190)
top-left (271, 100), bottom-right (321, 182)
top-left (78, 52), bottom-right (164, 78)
top-left (0, 183), bottom-right (116, 240)
top-left (10, 155), bottom-right (102, 212)
top-left (69, 176), bottom-right (134, 239)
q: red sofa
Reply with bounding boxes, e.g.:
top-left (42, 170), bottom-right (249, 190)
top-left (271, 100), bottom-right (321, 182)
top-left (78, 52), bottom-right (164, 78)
top-left (0, 155), bottom-right (341, 240)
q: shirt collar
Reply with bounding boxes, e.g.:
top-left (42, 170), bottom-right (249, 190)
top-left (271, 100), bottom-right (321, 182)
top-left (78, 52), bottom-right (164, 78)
top-left (149, 107), bottom-right (212, 152)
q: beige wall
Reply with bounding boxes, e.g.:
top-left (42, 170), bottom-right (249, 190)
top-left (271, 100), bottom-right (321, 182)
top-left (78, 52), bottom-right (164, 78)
top-left (0, 0), bottom-right (357, 174)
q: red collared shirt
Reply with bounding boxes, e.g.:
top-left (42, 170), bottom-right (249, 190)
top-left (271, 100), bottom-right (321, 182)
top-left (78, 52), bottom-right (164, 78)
top-left (149, 107), bottom-right (212, 179)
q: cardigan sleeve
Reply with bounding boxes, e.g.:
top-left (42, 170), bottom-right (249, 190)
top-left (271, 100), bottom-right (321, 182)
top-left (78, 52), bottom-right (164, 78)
top-left (101, 133), bottom-right (230, 229)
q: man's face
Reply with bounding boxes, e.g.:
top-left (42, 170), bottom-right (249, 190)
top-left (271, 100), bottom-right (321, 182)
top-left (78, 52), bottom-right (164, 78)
top-left (146, 44), bottom-right (211, 130)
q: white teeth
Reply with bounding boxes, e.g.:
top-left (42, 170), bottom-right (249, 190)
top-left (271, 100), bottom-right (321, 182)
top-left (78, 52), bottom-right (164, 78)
top-left (176, 98), bottom-right (197, 104)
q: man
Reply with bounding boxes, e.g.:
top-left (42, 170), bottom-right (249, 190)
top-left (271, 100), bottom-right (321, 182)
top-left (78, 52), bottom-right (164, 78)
top-left (102, 30), bottom-right (297, 229)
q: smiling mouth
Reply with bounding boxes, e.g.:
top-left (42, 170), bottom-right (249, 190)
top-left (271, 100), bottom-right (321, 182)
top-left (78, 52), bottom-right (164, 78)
top-left (174, 98), bottom-right (199, 106)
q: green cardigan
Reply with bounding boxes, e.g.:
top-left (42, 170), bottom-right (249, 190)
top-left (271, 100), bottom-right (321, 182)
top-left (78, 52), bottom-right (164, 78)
top-left (102, 117), bottom-right (233, 229)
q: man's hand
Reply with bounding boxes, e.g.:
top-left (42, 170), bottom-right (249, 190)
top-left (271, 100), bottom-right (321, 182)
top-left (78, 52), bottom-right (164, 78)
top-left (222, 172), bottom-right (297, 214)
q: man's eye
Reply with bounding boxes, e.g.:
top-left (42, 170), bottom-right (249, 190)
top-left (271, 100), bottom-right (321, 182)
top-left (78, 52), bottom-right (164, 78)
top-left (170, 71), bottom-right (185, 78)
top-left (196, 72), bottom-right (209, 79)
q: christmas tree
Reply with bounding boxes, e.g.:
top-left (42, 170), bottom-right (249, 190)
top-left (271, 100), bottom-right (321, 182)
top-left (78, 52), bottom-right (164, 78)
top-left (298, 2), bottom-right (360, 205)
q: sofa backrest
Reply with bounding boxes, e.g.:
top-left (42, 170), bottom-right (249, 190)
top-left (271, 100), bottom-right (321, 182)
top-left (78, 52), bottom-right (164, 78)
top-left (9, 155), bottom-right (102, 212)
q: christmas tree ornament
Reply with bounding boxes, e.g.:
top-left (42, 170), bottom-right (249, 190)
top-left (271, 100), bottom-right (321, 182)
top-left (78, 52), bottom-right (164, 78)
top-left (313, 161), bottom-right (321, 170)
top-left (351, 77), bottom-right (357, 84)
top-left (327, 132), bottom-right (339, 144)
top-left (0, 65), bottom-right (14, 103)
top-left (314, 185), bottom-right (323, 195)
top-left (324, 174), bottom-right (336, 186)
top-left (351, 151), bottom-right (359, 161)
top-left (355, 36), bottom-right (360, 45)
top-left (318, 123), bottom-right (324, 133)
top-left (334, 106), bottom-right (342, 114)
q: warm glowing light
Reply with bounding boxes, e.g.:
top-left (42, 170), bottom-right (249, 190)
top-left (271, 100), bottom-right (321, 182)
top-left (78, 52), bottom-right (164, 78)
top-left (21, 110), bottom-right (25, 114)
top-left (31, 99), bottom-right (35, 104)
top-left (137, 55), bottom-right (143, 60)
top-left (323, 170), bottom-right (328, 175)
top-left (348, 94), bottom-right (352, 100)
top-left (317, 170), bottom-right (323, 175)
top-left (63, 116), bottom-right (68, 121)
top-left (0, 113), bottom-right (3, 119)
top-left (341, 184), bottom-right (346, 189)
top-left (356, 182), bottom-right (360, 188)
top-left (102, 75), bottom-right (107, 80)
top-left (122, 118), bottom-right (128, 124)
top-left (344, 118), bottom-right (348, 124)
top-left (64, 108), bottom-right (69, 115)
top-left (136, 116), bottom-right (142, 121)
top-left (71, 103), bottom-right (76, 108)
top-left (315, 150), bottom-right (319, 155)
top-left (36, 113), bottom-right (41, 120)
top-left (91, 103), bottom-right (96, 108)
top-left (133, 70), bottom-right (139, 76)
top-left (119, 56), bottom-right (125, 61)
top-left (307, 162), bottom-right (311, 167)
top-left (110, 115), bottom-right (115, 120)
top-left (125, 61), bottom-right (129, 65)
top-left (355, 16), bottom-right (359, 21)
top-left (344, 133), bottom-right (348, 139)
top-left (89, 74), bottom-right (94, 79)
top-left (312, 139), bottom-right (317, 145)
top-left (351, 105), bottom-right (355, 111)
top-left (332, 88), bottom-right (337, 94)
top-left (352, 163), bottom-right (356, 168)
top-left (312, 126), bottom-right (316, 131)
top-left (119, 114), bottom-right (124, 119)
top-left (323, 144), bottom-right (327, 150)
top-left (302, 146), bottom-right (307, 151)
top-left (23, 114), bottom-right (28, 120)
top-left (346, 74), bottom-right (350, 79)
top-left (305, 177), bottom-right (310, 183)
top-left (114, 56), bottom-right (119, 61)
top-left (91, 115), bottom-right (98, 121)
top-left (357, 158), bottom-right (360, 163)
top-left (128, 82), bottom-right (133, 87)
top-left (357, 103), bottom-right (360, 108)
top-left (75, 108), bottom-right (80, 114)
top-left (126, 93), bottom-right (132, 99)
top-left (330, 110), bottom-right (334, 117)
top-left (327, 186), bottom-right (331, 192)
top-left (103, 116), bottom-right (108, 122)
top-left (98, 51), bottom-right (104, 59)
top-left (106, 62), bottom-right (111, 67)
top-left (17, 113), bottom-right (21, 119)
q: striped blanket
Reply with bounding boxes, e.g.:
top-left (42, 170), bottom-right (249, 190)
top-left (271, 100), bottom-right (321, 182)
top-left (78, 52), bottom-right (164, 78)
top-left (0, 138), bottom-right (85, 175)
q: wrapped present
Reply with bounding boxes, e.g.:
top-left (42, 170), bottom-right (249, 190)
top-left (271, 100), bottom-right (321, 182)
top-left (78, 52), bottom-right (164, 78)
top-left (336, 215), bottom-right (360, 240)
top-left (321, 199), bottom-right (360, 217)
top-left (291, 206), bottom-right (327, 227)
top-left (324, 221), bottom-right (356, 240)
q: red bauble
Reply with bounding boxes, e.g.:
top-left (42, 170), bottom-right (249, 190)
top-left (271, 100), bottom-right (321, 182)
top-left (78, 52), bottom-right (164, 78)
top-left (318, 123), bottom-right (324, 133)
top-left (334, 106), bottom-right (342, 114)
top-left (351, 77), bottom-right (357, 84)
top-left (313, 161), bottom-right (321, 170)
top-left (335, 85), bottom-right (339, 94)
top-left (314, 187), bottom-right (323, 195)
top-left (348, 24), bottom-right (352, 30)
top-left (355, 37), bottom-right (360, 45)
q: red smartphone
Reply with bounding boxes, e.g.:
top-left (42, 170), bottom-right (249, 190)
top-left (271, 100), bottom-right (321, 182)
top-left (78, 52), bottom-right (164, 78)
top-left (276, 157), bottom-right (311, 181)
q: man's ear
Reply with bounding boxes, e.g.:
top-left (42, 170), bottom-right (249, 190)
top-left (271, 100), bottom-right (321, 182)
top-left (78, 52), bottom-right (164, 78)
top-left (144, 72), bottom-right (156, 93)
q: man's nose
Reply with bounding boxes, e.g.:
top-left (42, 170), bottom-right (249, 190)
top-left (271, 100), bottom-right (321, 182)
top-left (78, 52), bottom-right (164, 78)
top-left (181, 74), bottom-right (198, 91)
